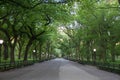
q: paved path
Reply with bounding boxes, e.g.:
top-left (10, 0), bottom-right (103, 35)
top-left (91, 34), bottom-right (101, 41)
top-left (0, 58), bottom-right (120, 80)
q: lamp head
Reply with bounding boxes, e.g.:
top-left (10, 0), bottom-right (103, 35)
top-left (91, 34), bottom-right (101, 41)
top-left (33, 50), bottom-right (36, 52)
top-left (93, 48), bottom-right (96, 52)
top-left (0, 40), bottom-right (4, 44)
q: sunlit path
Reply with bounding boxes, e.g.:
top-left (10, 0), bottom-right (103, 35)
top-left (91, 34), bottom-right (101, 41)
top-left (0, 58), bottom-right (120, 80)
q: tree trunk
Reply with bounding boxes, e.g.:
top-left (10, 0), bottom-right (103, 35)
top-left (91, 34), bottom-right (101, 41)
top-left (10, 46), bottom-right (15, 63)
top-left (78, 52), bottom-right (81, 60)
top-left (3, 42), bottom-right (8, 60)
top-left (39, 44), bottom-right (42, 60)
top-left (46, 41), bottom-right (50, 59)
top-left (18, 46), bottom-right (22, 60)
top-left (111, 53), bottom-right (115, 62)
top-left (118, 0), bottom-right (120, 4)
top-left (10, 37), bottom-right (17, 63)
top-left (111, 47), bottom-right (115, 62)
top-left (86, 48), bottom-right (90, 62)
top-left (24, 39), bottom-right (33, 61)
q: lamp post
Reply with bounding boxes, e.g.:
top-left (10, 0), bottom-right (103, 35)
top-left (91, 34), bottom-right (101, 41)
top-left (93, 48), bottom-right (96, 65)
top-left (0, 39), bottom-right (4, 63)
top-left (33, 50), bottom-right (36, 62)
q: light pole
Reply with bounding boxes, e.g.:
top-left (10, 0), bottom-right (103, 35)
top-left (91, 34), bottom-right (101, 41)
top-left (33, 50), bottom-right (36, 62)
top-left (93, 48), bottom-right (96, 65)
top-left (0, 39), bottom-right (4, 63)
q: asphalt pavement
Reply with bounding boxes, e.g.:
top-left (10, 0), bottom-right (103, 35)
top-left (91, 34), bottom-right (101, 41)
top-left (0, 58), bottom-right (120, 80)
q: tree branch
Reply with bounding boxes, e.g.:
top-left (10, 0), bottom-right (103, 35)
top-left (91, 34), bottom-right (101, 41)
top-left (118, 0), bottom-right (120, 4)
top-left (97, 6), bottom-right (120, 9)
top-left (2, 0), bottom-right (67, 9)
top-left (0, 28), bottom-right (11, 45)
top-left (44, 14), bottom-right (52, 26)
top-left (27, 26), bottom-right (34, 36)
top-left (36, 31), bottom-right (45, 37)
top-left (0, 13), bottom-right (10, 20)
top-left (19, 27), bottom-right (31, 38)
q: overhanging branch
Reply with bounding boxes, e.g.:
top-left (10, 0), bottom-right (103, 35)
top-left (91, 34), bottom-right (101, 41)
top-left (44, 14), bottom-right (52, 26)
top-left (1, 0), bottom-right (68, 9)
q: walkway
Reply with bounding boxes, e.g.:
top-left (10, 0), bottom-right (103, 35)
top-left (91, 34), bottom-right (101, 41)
top-left (0, 58), bottom-right (120, 80)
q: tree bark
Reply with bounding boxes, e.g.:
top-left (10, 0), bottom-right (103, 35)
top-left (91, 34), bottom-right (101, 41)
top-left (18, 46), bottom-right (22, 59)
top-left (24, 39), bottom-right (33, 61)
top-left (39, 44), bottom-right (42, 60)
top-left (111, 45), bottom-right (116, 62)
top-left (3, 42), bottom-right (9, 60)
top-left (10, 46), bottom-right (15, 63)
top-left (118, 0), bottom-right (120, 4)
top-left (10, 37), bottom-right (17, 63)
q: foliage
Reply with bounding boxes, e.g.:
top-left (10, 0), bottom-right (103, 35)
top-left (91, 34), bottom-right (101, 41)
top-left (0, 0), bottom-right (120, 64)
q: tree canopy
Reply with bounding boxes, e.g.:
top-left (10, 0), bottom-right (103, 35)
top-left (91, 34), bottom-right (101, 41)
top-left (0, 0), bottom-right (120, 64)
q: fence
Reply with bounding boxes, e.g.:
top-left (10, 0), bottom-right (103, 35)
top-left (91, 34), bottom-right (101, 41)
top-left (68, 58), bottom-right (120, 74)
top-left (0, 60), bottom-right (34, 71)
top-left (0, 58), bottom-right (52, 71)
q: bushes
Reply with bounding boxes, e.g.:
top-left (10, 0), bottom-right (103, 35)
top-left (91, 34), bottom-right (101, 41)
top-left (68, 58), bottom-right (120, 74)
top-left (0, 58), bottom-right (53, 71)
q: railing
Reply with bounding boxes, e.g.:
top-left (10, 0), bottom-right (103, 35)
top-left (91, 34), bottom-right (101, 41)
top-left (0, 60), bottom-right (34, 71)
top-left (0, 58), bottom-right (53, 71)
top-left (68, 58), bottom-right (120, 74)
top-left (96, 62), bottom-right (120, 73)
